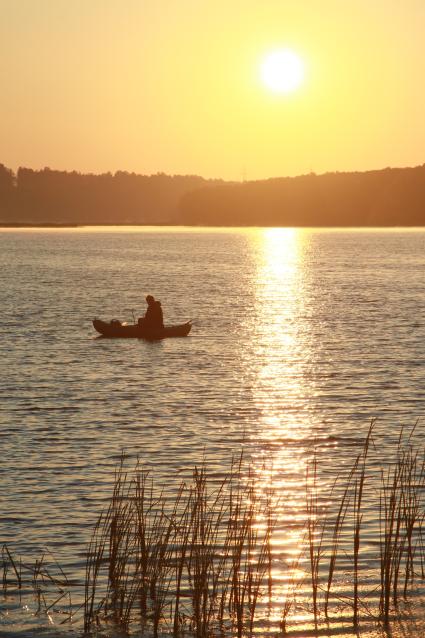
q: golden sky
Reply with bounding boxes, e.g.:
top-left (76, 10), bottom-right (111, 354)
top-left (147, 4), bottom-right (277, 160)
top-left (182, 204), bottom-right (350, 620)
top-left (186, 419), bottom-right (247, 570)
top-left (1, 0), bottom-right (424, 180)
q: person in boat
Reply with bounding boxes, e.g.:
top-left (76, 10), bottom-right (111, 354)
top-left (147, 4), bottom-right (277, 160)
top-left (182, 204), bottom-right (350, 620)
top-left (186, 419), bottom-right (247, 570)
top-left (138, 295), bottom-right (164, 331)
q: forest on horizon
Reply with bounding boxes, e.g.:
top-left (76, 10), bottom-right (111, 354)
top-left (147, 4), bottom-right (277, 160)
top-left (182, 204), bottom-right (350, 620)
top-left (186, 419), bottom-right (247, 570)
top-left (1, 162), bottom-right (425, 226)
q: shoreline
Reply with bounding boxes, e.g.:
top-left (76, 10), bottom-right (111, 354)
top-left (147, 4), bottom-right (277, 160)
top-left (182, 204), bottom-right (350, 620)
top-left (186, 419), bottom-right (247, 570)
top-left (1, 222), bottom-right (425, 229)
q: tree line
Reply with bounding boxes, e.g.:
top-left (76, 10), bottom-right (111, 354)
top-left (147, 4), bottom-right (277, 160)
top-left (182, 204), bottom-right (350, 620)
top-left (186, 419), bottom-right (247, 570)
top-left (1, 162), bottom-right (425, 226)
top-left (0, 164), bottom-right (215, 224)
top-left (179, 165), bottom-right (425, 226)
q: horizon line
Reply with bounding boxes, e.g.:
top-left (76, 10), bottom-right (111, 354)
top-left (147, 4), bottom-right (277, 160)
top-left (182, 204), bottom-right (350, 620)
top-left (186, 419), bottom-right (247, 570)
top-left (2, 160), bottom-right (425, 184)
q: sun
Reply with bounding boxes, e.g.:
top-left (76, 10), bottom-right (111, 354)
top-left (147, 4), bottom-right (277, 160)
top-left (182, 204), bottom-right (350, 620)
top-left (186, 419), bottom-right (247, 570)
top-left (261, 49), bottom-right (305, 94)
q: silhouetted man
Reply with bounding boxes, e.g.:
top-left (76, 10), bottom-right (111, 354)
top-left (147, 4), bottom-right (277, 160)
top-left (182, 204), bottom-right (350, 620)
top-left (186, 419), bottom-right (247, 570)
top-left (139, 295), bottom-right (164, 332)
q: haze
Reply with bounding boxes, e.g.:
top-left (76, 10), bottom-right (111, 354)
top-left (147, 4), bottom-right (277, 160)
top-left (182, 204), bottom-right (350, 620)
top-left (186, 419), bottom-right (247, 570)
top-left (1, 0), bottom-right (424, 180)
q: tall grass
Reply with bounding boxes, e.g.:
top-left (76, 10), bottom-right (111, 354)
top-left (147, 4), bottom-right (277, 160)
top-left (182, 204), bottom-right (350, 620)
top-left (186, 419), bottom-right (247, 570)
top-left (81, 424), bottom-right (425, 636)
top-left (378, 424), bottom-right (425, 625)
top-left (3, 423), bottom-right (425, 636)
top-left (300, 422), bottom-right (425, 632)
top-left (84, 454), bottom-right (275, 636)
top-left (1, 545), bottom-right (74, 623)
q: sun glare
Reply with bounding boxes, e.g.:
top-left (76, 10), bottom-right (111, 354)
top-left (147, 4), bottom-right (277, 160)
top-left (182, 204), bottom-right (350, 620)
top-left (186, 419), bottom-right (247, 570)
top-left (261, 50), bottom-right (304, 94)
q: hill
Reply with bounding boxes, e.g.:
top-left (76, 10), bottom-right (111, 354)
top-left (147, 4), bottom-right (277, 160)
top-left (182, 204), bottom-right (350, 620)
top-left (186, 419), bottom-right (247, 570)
top-left (0, 164), bottom-right (219, 225)
top-left (2, 163), bottom-right (425, 226)
top-left (179, 165), bottom-right (425, 226)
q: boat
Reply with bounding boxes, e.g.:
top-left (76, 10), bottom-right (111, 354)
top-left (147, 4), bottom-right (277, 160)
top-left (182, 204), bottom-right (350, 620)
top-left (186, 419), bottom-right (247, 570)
top-left (93, 318), bottom-right (192, 339)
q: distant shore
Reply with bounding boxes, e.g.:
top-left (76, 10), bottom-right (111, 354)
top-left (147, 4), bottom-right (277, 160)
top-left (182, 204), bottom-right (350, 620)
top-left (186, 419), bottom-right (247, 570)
top-left (0, 222), bottom-right (81, 228)
top-left (1, 222), bottom-right (425, 229)
top-left (2, 163), bottom-right (425, 226)
top-left (0, 222), bottom-right (174, 228)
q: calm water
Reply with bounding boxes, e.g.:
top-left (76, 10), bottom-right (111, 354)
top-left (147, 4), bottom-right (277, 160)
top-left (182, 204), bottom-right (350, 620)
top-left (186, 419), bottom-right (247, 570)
top-left (1, 227), bottom-right (425, 636)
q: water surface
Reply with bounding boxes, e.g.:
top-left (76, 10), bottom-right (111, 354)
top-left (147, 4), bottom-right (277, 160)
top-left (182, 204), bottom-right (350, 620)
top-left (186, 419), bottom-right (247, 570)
top-left (1, 227), bottom-right (425, 636)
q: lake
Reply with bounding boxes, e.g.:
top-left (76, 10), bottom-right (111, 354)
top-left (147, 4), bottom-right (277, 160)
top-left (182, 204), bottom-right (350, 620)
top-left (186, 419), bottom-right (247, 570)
top-left (1, 227), bottom-right (425, 637)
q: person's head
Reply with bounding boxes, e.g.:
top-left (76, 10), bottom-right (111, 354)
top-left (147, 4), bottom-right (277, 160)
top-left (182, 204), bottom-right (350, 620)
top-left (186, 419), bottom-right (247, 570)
top-left (146, 295), bottom-right (155, 306)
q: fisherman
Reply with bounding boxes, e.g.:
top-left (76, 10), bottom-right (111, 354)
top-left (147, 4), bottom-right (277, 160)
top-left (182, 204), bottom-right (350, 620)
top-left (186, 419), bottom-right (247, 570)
top-left (138, 295), bottom-right (164, 331)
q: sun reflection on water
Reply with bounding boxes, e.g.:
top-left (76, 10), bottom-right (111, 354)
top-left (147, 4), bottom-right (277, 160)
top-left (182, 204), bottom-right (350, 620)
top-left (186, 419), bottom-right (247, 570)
top-left (248, 228), bottom-right (314, 614)
top-left (252, 227), bottom-right (311, 444)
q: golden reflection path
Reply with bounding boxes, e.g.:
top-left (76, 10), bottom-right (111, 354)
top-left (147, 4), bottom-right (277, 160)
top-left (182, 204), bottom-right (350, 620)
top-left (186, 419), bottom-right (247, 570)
top-left (248, 228), bottom-right (316, 622)
top-left (251, 227), bottom-right (311, 450)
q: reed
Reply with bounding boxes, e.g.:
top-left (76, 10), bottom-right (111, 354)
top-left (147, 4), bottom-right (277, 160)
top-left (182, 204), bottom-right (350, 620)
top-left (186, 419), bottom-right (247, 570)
top-left (282, 421), bottom-right (425, 633)
top-left (377, 425), bottom-right (425, 626)
top-left (352, 421), bottom-right (374, 625)
top-left (83, 454), bottom-right (275, 636)
top-left (305, 453), bottom-right (324, 628)
top-left (3, 423), bottom-right (425, 636)
top-left (1, 544), bottom-right (74, 624)
top-left (84, 428), bottom-right (425, 636)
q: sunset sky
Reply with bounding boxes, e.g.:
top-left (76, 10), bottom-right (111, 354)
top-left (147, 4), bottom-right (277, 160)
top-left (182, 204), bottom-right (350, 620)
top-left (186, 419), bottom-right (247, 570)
top-left (1, 0), bottom-right (424, 180)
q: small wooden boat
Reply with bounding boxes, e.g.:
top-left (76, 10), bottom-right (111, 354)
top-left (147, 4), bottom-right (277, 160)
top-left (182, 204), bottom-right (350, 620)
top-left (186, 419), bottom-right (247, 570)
top-left (93, 318), bottom-right (192, 339)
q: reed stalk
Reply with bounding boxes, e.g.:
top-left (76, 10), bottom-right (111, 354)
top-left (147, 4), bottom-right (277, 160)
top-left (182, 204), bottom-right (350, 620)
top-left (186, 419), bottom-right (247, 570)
top-left (83, 453), bottom-right (275, 637)
top-left (7, 423), bottom-right (425, 637)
